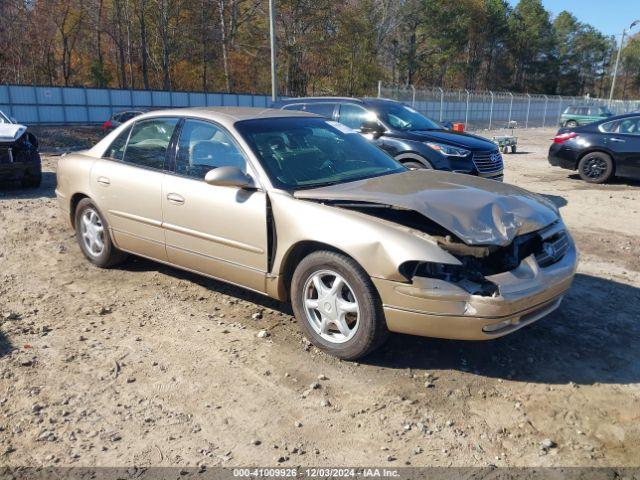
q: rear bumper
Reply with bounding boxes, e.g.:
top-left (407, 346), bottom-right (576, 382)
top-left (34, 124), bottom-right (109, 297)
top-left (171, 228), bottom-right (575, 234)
top-left (548, 143), bottom-right (578, 170)
top-left (374, 234), bottom-right (578, 340)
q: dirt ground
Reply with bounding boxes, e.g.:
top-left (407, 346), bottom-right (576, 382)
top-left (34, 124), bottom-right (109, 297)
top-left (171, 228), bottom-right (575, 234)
top-left (1, 127), bottom-right (639, 468)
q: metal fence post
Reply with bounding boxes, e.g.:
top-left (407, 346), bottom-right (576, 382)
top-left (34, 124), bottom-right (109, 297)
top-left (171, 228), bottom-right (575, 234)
top-left (464, 89), bottom-right (470, 126)
top-left (33, 85), bottom-right (41, 124)
top-left (377, 80), bottom-right (382, 98)
top-left (556, 96), bottom-right (563, 126)
top-left (525, 93), bottom-right (531, 129)
top-left (83, 87), bottom-right (89, 123)
top-left (489, 91), bottom-right (494, 130)
top-left (438, 87), bottom-right (444, 122)
top-left (507, 92), bottom-right (514, 124)
top-left (542, 95), bottom-right (549, 127)
top-left (410, 85), bottom-right (416, 107)
top-left (6, 84), bottom-right (13, 120)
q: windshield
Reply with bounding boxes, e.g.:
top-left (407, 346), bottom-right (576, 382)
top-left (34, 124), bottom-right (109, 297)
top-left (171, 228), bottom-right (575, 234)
top-left (235, 117), bottom-right (406, 190)
top-left (0, 111), bottom-right (11, 124)
top-left (374, 103), bottom-right (441, 131)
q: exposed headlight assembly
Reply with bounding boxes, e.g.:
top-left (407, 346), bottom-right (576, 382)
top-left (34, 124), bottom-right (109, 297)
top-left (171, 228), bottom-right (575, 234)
top-left (425, 142), bottom-right (470, 157)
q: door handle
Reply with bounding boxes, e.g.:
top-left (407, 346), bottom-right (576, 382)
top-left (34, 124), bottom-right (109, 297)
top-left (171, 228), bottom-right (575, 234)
top-left (166, 193), bottom-right (185, 205)
top-left (97, 176), bottom-right (111, 186)
top-left (609, 137), bottom-right (626, 143)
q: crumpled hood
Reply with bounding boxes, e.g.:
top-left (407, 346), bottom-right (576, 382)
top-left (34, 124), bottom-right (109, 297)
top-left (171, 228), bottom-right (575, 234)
top-left (0, 123), bottom-right (27, 143)
top-left (294, 170), bottom-right (560, 246)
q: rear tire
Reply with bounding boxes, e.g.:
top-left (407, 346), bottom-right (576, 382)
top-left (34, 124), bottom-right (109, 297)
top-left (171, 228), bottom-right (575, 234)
top-left (578, 152), bottom-right (614, 184)
top-left (74, 198), bottom-right (127, 268)
top-left (290, 250), bottom-right (388, 360)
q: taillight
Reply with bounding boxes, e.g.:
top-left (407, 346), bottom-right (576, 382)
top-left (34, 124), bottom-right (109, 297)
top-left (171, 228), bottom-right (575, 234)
top-left (102, 121), bottom-right (112, 130)
top-left (553, 132), bottom-right (578, 144)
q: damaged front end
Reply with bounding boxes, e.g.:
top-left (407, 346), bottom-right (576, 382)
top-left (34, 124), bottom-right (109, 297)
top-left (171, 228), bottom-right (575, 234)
top-left (320, 199), bottom-right (577, 340)
top-left (0, 123), bottom-right (42, 185)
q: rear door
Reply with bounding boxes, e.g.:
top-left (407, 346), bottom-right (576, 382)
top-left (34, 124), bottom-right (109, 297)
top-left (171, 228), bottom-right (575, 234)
top-left (90, 117), bottom-right (179, 261)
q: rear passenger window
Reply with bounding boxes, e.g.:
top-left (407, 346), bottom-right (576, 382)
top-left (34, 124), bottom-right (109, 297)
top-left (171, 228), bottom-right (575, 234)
top-left (104, 126), bottom-right (131, 161)
top-left (123, 118), bottom-right (178, 170)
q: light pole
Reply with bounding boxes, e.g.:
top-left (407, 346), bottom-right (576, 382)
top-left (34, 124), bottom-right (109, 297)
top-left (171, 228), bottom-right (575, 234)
top-left (609, 19), bottom-right (640, 105)
top-left (268, 0), bottom-right (278, 103)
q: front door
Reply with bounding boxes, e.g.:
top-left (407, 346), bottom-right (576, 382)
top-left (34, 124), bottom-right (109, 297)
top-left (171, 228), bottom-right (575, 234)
top-left (162, 118), bottom-right (268, 292)
top-left (90, 117), bottom-right (179, 261)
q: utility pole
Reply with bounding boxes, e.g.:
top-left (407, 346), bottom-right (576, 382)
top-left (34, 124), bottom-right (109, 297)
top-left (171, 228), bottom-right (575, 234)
top-left (609, 20), bottom-right (640, 105)
top-left (269, 0), bottom-right (278, 103)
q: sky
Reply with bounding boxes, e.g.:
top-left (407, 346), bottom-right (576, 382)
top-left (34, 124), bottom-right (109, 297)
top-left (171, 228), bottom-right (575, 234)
top-left (507, 0), bottom-right (640, 41)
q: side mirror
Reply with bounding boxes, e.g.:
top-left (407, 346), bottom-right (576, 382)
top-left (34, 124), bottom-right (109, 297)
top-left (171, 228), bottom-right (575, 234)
top-left (204, 166), bottom-right (256, 189)
top-left (9, 117), bottom-right (17, 124)
top-left (441, 121), bottom-right (453, 131)
top-left (360, 119), bottom-right (385, 138)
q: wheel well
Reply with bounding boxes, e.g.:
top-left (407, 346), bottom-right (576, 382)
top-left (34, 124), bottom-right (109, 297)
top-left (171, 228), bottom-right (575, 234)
top-left (576, 149), bottom-right (615, 171)
top-left (395, 153), bottom-right (433, 168)
top-left (69, 193), bottom-right (89, 229)
top-left (279, 241), bottom-right (355, 301)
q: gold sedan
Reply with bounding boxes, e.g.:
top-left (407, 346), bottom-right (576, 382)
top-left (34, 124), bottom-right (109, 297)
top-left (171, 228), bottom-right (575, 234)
top-left (56, 108), bottom-right (577, 359)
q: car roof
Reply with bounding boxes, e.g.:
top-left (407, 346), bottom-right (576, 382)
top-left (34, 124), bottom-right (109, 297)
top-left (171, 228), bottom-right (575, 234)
top-left (134, 106), bottom-right (318, 127)
top-left (566, 105), bottom-right (609, 109)
top-left (274, 97), bottom-right (404, 108)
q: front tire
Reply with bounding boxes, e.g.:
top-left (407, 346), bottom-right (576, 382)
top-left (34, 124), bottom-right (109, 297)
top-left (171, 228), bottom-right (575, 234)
top-left (401, 159), bottom-right (433, 170)
top-left (74, 198), bottom-right (127, 268)
top-left (565, 120), bottom-right (578, 128)
top-left (290, 251), bottom-right (387, 360)
top-left (578, 152), bottom-right (614, 184)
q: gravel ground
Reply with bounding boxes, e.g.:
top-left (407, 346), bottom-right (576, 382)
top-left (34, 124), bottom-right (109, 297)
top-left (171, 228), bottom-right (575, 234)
top-left (1, 127), bottom-right (639, 468)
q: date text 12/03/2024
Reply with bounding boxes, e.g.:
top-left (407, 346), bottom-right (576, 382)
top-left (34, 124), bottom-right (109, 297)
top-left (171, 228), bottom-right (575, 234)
top-left (232, 468), bottom-right (400, 478)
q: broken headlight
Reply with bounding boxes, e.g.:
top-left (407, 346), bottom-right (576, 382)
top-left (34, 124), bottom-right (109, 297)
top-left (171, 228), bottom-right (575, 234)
top-left (399, 261), bottom-right (498, 296)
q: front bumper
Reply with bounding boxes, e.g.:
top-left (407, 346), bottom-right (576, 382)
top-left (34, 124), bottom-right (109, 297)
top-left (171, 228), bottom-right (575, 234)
top-left (374, 235), bottom-right (578, 340)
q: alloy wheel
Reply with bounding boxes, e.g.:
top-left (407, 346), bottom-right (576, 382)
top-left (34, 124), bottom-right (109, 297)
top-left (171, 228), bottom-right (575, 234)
top-left (303, 270), bottom-right (360, 344)
top-left (80, 208), bottom-right (105, 257)
top-left (582, 157), bottom-right (607, 180)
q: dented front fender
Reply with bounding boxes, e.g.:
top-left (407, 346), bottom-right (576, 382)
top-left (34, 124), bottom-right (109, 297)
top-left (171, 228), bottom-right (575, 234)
top-left (269, 191), bottom-right (460, 285)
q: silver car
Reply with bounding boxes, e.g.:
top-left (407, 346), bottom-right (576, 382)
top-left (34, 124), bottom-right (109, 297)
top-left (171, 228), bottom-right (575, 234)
top-left (56, 108), bottom-right (578, 359)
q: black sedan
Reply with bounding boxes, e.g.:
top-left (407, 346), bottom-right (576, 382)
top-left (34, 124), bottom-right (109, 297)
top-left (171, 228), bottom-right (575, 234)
top-left (548, 113), bottom-right (640, 183)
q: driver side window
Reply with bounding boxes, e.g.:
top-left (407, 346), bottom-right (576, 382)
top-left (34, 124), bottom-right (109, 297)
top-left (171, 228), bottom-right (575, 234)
top-left (176, 119), bottom-right (246, 179)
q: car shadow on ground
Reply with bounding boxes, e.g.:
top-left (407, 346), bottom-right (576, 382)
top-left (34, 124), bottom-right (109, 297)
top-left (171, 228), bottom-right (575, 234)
top-left (122, 256), bottom-right (291, 314)
top-left (365, 273), bottom-right (640, 385)
top-left (567, 173), bottom-right (640, 188)
top-left (0, 172), bottom-right (56, 200)
top-left (541, 193), bottom-right (568, 209)
top-left (122, 254), bottom-right (640, 386)
top-left (0, 330), bottom-right (14, 358)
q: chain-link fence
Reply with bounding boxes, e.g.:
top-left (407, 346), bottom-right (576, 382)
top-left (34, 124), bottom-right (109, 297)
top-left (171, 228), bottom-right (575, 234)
top-left (379, 84), bottom-right (640, 131)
